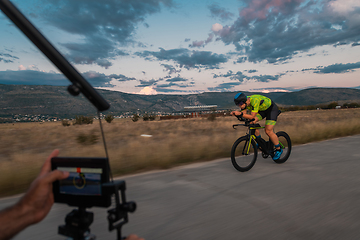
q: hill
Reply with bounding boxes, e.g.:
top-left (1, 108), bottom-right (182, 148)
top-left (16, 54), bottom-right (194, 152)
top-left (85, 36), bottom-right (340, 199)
top-left (0, 85), bottom-right (359, 119)
top-left (274, 88), bottom-right (360, 106)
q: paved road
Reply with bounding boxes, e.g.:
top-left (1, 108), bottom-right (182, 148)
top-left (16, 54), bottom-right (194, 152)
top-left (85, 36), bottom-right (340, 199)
top-left (2, 134), bottom-right (360, 240)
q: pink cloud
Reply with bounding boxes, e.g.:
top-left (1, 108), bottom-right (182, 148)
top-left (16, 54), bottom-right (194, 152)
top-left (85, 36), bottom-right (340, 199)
top-left (189, 34), bottom-right (214, 48)
top-left (139, 86), bottom-right (157, 95)
top-left (240, 0), bottom-right (304, 22)
top-left (191, 40), bottom-right (205, 47)
top-left (214, 26), bottom-right (232, 38)
top-left (18, 65), bottom-right (26, 71)
top-left (205, 33), bottom-right (214, 44)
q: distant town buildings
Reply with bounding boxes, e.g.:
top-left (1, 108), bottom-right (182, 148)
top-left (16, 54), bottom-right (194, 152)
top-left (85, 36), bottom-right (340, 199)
top-left (0, 102), bottom-right (357, 123)
top-left (12, 114), bottom-right (60, 122)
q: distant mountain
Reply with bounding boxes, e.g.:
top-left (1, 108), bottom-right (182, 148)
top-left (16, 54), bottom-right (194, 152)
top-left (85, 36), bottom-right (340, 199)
top-left (274, 88), bottom-right (360, 106)
top-left (0, 85), bottom-right (359, 118)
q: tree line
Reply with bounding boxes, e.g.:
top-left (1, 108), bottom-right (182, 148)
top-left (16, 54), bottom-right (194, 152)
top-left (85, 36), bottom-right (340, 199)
top-left (279, 102), bottom-right (359, 112)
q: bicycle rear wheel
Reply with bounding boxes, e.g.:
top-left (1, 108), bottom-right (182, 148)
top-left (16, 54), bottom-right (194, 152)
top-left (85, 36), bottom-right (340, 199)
top-left (273, 131), bottom-right (292, 164)
top-left (231, 136), bottom-right (258, 172)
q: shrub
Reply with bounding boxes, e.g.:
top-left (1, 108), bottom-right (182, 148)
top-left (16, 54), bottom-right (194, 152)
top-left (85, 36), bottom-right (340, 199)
top-left (143, 114), bottom-right (149, 121)
top-left (132, 114), bottom-right (139, 122)
top-left (76, 133), bottom-right (98, 145)
top-left (343, 102), bottom-right (359, 108)
top-left (281, 104), bottom-right (327, 111)
top-left (61, 119), bottom-right (71, 126)
top-left (326, 102), bottom-right (338, 109)
top-left (207, 112), bottom-right (216, 121)
top-left (105, 114), bottom-right (114, 123)
top-left (149, 115), bottom-right (156, 121)
top-left (74, 115), bottom-right (93, 125)
top-left (349, 103), bottom-right (359, 108)
top-left (306, 105), bottom-right (316, 110)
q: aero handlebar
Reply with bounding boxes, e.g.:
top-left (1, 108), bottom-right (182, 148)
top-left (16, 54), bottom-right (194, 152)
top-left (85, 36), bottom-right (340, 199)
top-left (233, 115), bottom-right (257, 129)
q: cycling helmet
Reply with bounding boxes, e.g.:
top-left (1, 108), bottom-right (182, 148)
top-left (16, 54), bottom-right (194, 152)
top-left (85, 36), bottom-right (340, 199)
top-left (234, 92), bottom-right (247, 106)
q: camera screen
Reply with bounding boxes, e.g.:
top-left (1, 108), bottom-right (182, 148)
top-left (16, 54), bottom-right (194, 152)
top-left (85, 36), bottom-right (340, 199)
top-left (57, 167), bottom-right (102, 196)
top-left (51, 157), bottom-right (111, 207)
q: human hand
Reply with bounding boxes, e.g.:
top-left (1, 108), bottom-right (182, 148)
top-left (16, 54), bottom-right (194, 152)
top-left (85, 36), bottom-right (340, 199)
top-left (125, 234), bottom-right (144, 240)
top-left (17, 149), bottom-right (69, 225)
top-left (250, 117), bottom-right (258, 124)
top-left (231, 111), bottom-right (241, 116)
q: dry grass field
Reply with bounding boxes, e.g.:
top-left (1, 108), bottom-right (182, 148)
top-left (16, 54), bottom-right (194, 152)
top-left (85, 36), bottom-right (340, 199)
top-left (1, 108), bottom-right (360, 197)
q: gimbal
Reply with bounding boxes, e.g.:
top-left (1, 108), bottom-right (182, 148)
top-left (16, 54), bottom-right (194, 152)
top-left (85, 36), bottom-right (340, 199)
top-left (58, 181), bottom-right (136, 240)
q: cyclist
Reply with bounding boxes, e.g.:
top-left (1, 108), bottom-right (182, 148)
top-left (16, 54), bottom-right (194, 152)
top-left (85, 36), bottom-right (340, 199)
top-left (230, 92), bottom-right (283, 160)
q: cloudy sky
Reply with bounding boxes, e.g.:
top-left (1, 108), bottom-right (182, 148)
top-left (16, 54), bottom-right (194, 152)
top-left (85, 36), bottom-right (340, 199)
top-left (0, 0), bottom-right (360, 95)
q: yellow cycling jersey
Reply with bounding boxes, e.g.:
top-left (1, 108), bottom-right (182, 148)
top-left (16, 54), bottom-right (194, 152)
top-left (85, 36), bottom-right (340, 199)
top-left (246, 95), bottom-right (272, 113)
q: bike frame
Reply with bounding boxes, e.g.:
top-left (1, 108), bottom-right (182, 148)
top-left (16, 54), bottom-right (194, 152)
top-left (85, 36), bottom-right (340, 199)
top-left (250, 126), bottom-right (286, 157)
top-left (243, 135), bottom-right (256, 155)
top-left (231, 115), bottom-right (291, 172)
top-left (244, 125), bottom-right (264, 155)
top-left (233, 116), bottom-right (285, 157)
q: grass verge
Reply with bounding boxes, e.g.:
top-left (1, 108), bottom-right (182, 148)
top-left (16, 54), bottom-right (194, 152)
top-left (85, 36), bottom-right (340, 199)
top-left (1, 108), bottom-right (360, 197)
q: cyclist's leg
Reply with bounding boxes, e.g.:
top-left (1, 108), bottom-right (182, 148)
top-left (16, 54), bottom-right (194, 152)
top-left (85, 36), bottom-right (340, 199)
top-left (265, 124), bottom-right (280, 149)
top-left (264, 104), bottom-right (281, 150)
top-left (255, 113), bottom-right (265, 137)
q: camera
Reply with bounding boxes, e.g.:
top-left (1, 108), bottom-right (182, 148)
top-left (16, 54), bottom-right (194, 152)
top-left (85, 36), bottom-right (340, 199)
top-left (51, 157), bottom-right (136, 240)
top-left (51, 157), bottom-right (111, 208)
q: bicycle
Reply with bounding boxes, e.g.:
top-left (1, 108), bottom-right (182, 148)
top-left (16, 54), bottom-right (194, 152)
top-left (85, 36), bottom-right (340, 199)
top-left (231, 115), bottom-right (291, 172)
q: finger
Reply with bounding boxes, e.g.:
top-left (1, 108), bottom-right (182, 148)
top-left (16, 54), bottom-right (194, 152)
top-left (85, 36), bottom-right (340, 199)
top-left (43, 170), bottom-right (69, 184)
top-left (40, 149), bottom-right (59, 175)
top-left (126, 235), bottom-right (144, 240)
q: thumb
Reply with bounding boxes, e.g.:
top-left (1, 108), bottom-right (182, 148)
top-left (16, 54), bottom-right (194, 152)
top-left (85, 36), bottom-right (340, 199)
top-left (43, 170), bottom-right (69, 184)
top-left (40, 149), bottom-right (59, 176)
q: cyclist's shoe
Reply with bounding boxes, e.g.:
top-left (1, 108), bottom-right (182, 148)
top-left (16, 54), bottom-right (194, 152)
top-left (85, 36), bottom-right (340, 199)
top-left (272, 148), bottom-right (283, 160)
top-left (252, 143), bottom-right (259, 149)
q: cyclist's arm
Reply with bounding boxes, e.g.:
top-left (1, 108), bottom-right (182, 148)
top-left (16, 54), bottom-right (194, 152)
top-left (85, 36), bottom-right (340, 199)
top-left (230, 110), bottom-right (243, 116)
top-left (230, 110), bottom-right (257, 121)
top-left (242, 111), bottom-right (258, 121)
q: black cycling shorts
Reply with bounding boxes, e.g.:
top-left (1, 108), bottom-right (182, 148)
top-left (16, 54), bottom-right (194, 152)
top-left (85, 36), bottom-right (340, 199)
top-left (256, 103), bottom-right (281, 125)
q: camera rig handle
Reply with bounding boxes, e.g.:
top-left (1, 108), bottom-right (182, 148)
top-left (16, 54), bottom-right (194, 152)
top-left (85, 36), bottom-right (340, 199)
top-left (103, 180), bottom-right (137, 240)
top-left (58, 207), bottom-right (95, 240)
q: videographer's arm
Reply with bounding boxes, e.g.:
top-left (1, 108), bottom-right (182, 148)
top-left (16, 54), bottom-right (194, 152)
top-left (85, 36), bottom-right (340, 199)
top-left (0, 150), bottom-right (69, 240)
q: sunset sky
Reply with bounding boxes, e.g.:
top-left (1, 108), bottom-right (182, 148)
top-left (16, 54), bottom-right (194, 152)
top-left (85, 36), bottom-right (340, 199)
top-left (0, 0), bottom-right (359, 95)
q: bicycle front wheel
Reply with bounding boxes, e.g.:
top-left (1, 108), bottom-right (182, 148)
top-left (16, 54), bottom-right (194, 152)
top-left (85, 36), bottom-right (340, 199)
top-left (273, 131), bottom-right (292, 164)
top-left (231, 136), bottom-right (258, 172)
